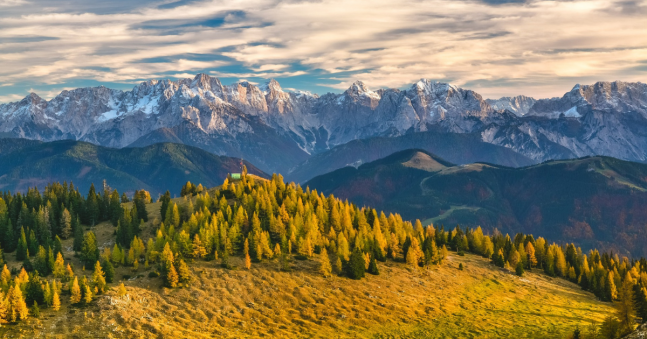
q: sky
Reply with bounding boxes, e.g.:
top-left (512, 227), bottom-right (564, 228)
top-left (0, 0), bottom-right (646, 103)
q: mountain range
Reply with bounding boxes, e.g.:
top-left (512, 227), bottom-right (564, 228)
top-left (1, 75), bottom-right (646, 180)
top-left (0, 138), bottom-right (265, 196)
top-left (305, 149), bottom-right (647, 257)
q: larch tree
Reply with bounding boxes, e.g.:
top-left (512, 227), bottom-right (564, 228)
top-left (177, 259), bottom-right (190, 283)
top-left (83, 285), bottom-right (93, 304)
top-left (60, 208), bottom-right (72, 239)
top-left (70, 277), bottom-right (82, 304)
top-left (92, 261), bottom-right (106, 293)
top-left (7, 285), bottom-right (29, 322)
top-left (319, 248), bottom-right (332, 278)
top-left (52, 291), bottom-right (61, 311)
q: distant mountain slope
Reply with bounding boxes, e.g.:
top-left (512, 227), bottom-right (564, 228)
top-left (0, 139), bottom-right (266, 195)
top-left (287, 131), bottom-right (535, 183)
top-left (306, 149), bottom-right (647, 257)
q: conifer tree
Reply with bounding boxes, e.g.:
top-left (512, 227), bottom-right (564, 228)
top-left (30, 301), bottom-right (40, 318)
top-left (319, 248), bottom-right (332, 278)
top-left (60, 208), bottom-right (72, 239)
top-left (245, 252), bottom-right (252, 270)
top-left (334, 257), bottom-right (343, 275)
top-left (83, 285), bottom-right (93, 304)
top-left (346, 247), bottom-right (365, 280)
top-left (103, 259), bottom-right (114, 283)
top-left (80, 231), bottom-right (99, 266)
top-left (92, 261), bottom-right (106, 293)
top-left (192, 234), bottom-right (207, 259)
top-left (633, 282), bottom-right (647, 324)
top-left (165, 262), bottom-right (179, 288)
top-left (53, 252), bottom-right (65, 279)
top-left (7, 285), bottom-right (29, 322)
top-left (515, 261), bottom-right (524, 276)
top-left (367, 255), bottom-right (379, 275)
top-left (70, 277), bottom-right (82, 304)
top-left (118, 283), bottom-right (127, 297)
top-left (52, 291), bottom-right (61, 311)
top-left (617, 273), bottom-right (635, 332)
top-left (178, 259), bottom-right (190, 283)
top-left (16, 227), bottom-right (28, 261)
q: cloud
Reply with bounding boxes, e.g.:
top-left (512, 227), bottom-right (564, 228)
top-left (0, 0), bottom-right (646, 103)
top-left (0, 0), bottom-right (27, 7)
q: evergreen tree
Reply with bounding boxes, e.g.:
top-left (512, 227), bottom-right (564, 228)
top-left (159, 191), bottom-right (171, 221)
top-left (367, 255), bottom-right (379, 275)
top-left (515, 261), bottom-right (525, 276)
top-left (103, 259), bottom-right (114, 283)
top-left (16, 227), bottom-right (28, 261)
top-left (30, 301), bottom-right (40, 318)
top-left (633, 282), bottom-right (647, 323)
top-left (346, 247), bottom-right (365, 280)
top-left (109, 190), bottom-right (122, 227)
top-left (80, 231), bottom-right (99, 266)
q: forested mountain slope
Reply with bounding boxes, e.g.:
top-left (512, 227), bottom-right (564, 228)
top-left (0, 139), bottom-right (266, 195)
top-left (287, 130), bottom-right (535, 183)
top-left (306, 149), bottom-right (647, 257)
top-left (0, 174), bottom-right (637, 338)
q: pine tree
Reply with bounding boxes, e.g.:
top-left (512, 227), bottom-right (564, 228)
top-left (103, 259), bottom-right (114, 283)
top-left (346, 247), bottom-right (365, 280)
top-left (367, 255), bottom-right (379, 275)
top-left (52, 291), bottom-right (61, 311)
top-left (617, 273), bottom-right (634, 332)
top-left (515, 261), bottom-right (525, 276)
top-left (30, 301), bottom-right (40, 318)
top-left (319, 248), bottom-right (332, 278)
top-left (16, 227), bottom-right (28, 261)
top-left (633, 282), bottom-right (647, 323)
top-left (92, 261), bottom-right (106, 293)
top-left (70, 277), bottom-right (82, 304)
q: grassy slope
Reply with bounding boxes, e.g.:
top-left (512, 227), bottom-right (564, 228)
top-left (0, 192), bottom-right (615, 338)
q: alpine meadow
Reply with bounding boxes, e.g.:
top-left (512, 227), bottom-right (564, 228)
top-left (1, 0), bottom-right (647, 338)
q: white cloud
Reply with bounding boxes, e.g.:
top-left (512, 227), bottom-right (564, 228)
top-left (0, 0), bottom-right (26, 7)
top-left (0, 0), bottom-right (645, 100)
